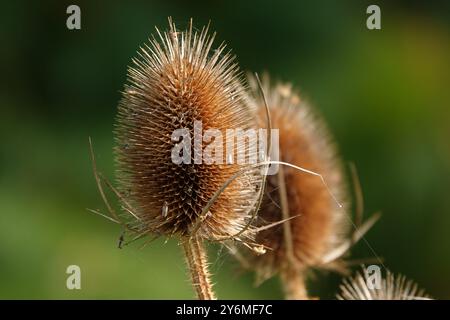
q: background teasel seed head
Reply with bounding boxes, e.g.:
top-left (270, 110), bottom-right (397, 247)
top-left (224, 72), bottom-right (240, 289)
top-left (240, 74), bottom-right (349, 283)
top-left (337, 266), bottom-right (431, 300)
top-left (114, 19), bottom-right (262, 241)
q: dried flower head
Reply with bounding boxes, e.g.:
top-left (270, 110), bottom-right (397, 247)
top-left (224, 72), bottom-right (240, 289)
top-left (337, 266), bottom-right (431, 300)
top-left (114, 19), bottom-right (262, 242)
top-left (235, 74), bottom-right (349, 297)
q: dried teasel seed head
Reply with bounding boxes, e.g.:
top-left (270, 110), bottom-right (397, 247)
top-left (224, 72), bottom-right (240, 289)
top-left (337, 266), bottom-right (431, 300)
top-left (114, 19), bottom-right (262, 241)
top-left (241, 74), bottom-right (349, 284)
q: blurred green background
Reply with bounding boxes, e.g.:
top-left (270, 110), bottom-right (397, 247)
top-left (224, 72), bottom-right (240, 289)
top-left (1, 0), bottom-right (449, 299)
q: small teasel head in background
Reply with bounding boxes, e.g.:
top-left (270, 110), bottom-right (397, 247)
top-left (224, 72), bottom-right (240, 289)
top-left (230, 74), bottom-right (350, 299)
top-left (88, 18), bottom-right (268, 300)
top-left (113, 18), bottom-right (263, 244)
top-left (337, 265), bottom-right (431, 300)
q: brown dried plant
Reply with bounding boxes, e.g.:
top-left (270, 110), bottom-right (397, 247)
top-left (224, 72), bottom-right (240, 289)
top-left (88, 18), bottom-right (395, 301)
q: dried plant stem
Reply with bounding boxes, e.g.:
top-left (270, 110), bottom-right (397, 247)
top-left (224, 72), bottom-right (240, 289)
top-left (281, 265), bottom-right (308, 300)
top-left (182, 236), bottom-right (216, 300)
top-left (277, 162), bottom-right (295, 263)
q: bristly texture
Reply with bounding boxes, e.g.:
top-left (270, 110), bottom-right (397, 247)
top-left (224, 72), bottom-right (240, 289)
top-left (114, 19), bottom-right (261, 241)
top-left (337, 267), bottom-right (431, 300)
top-left (241, 74), bottom-right (349, 287)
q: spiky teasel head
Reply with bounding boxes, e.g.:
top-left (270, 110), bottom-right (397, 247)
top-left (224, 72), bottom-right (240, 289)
top-left (114, 19), bottom-right (262, 242)
top-left (237, 74), bottom-right (349, 292)
top-left (337, 266), bottom-right (431, 300)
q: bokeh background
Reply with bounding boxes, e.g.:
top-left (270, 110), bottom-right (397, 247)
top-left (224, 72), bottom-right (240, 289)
top-left (1, 0), bottom-right (449, 299)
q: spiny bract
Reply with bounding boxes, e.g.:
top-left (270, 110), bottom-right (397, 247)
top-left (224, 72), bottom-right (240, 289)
top-left (114, 19), bottom-right (262, 241)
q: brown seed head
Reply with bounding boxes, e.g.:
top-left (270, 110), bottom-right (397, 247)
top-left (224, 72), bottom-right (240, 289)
top-left (114, 19), bottom-right (261, 241)
top-left (243, 74), bottom-right (349, 282)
